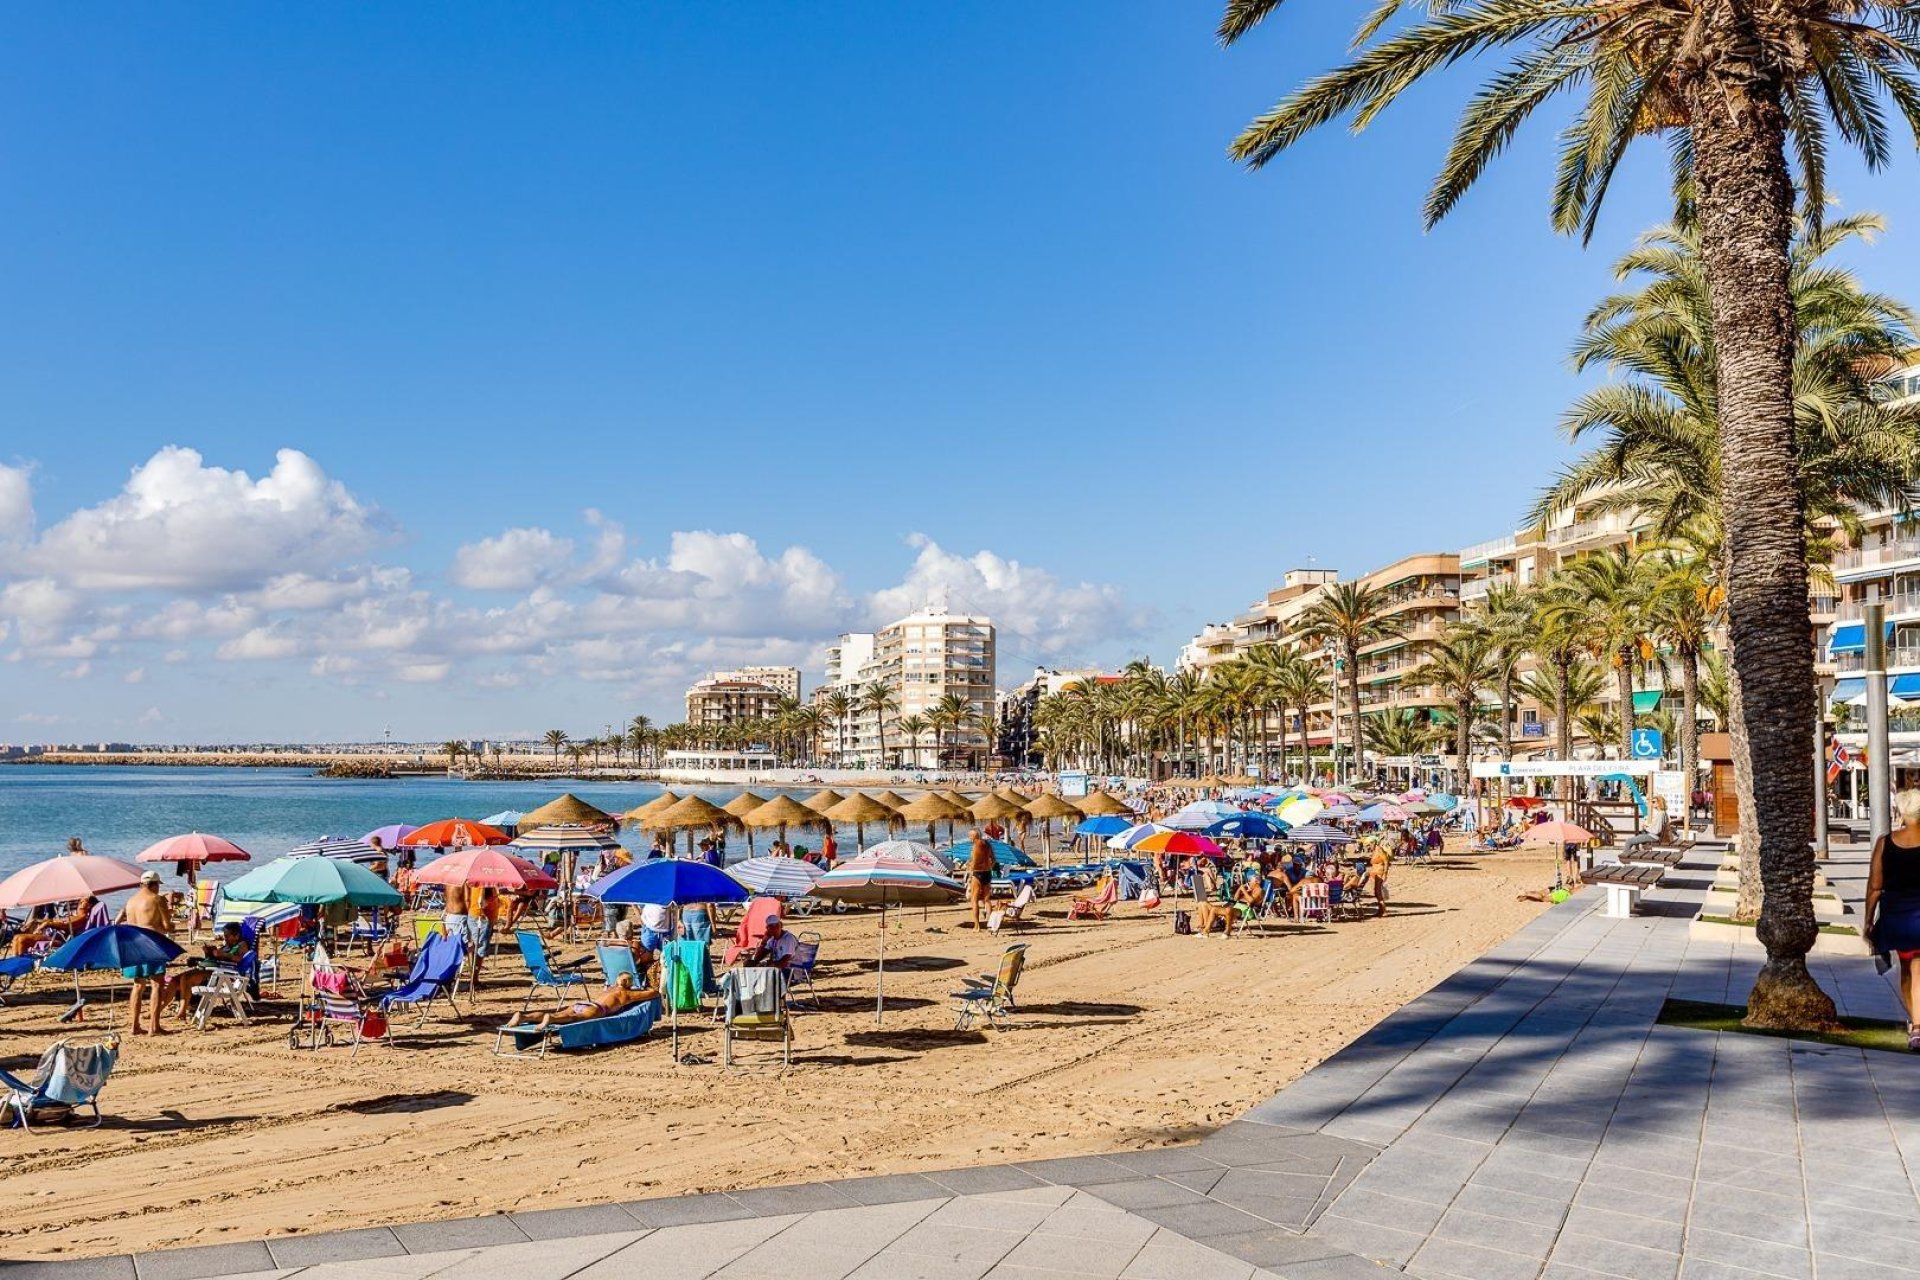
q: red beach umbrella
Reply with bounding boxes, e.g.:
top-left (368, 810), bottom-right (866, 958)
top-left (136, 832), bottom-right (252, 864)
top-left (400, 819), bottom-right (512, 848)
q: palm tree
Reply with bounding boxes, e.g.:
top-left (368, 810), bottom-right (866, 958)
top-left (1426, 629), bottom-right (1499, 781)
top-left (1471, 583), bottom-right (1533, 753)
top-left (1297, 582), bottom-right (1405, 783)
top-left (542, 729), bottom-right (568, 758)
top-left (1544, 547), bottom-right (1659, 762)
top-left (1524, 584), bottom-right (1590, 766)
top-left (821, 689), bottom-right (853, 767)
top-left (440, 740), bottom-right (465, 769)
top-left (1212, 0), bottom-right (1920, 1033)
top-left (1363, 710), bottom-right (1438, 761)
top-left (862, 681), bottom-right (899, 768)
top-left (1647, 547), bottom-right (1721, 823)
top-left (790, 704), bottom-right (827, 767)
top-left (930, 692), bottom-right (971, 769)
top-left (897, 713), bottom-right (931, 770)
top-left (1276, 657), bottom-right (1329, 785)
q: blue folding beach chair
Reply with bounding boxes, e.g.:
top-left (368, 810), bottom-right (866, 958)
top-left (516, 930), bottom-right (592, 1015)
top-left (378, 930), bottom-right (466, 1030)
top-left (3, 1034), bottom-right (120, 1130)
top-left (0, 954), bottom-right (38, 1006)
top-left (597, 943), bottom-right (641, 987)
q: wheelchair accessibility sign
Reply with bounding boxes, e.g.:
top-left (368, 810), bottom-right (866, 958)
top-left (1630, 728), bottom-right (1665, 760)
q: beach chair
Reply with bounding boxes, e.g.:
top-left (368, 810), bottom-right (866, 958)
top-left (2, 1034), bottom-right (120, 1130)
top-left (1298, 881), bottom-right (1331, 923)
top-left (514, 930), bottom-right (593, 1015)
top-left (787, 933), bottom-right (821, 1008)
top-left (190, 968), bottom-right (252, 1029)
top-left (952, 944), bottom-right (1028, 1031)
top-left (378, 930), bottom-right (466, 1030)
top-left (0, 954), bottom-right (37, 1005)
top-left (720, 967), bottom-right (792, 1067)
top-left (412, 915), bottom-right (446, 946)
top-left (494, 996), bottom-right (662, 1058)
top-left (1067, 878), bottom-right (1117, 921)
top-left (598, 943), bottom-right (641, 987)
top-left (290, 990), bottom-right (377, 1058)
top-left (988, 882), bottom-right (1035, 934)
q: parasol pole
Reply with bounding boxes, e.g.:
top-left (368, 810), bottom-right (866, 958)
top-left (875, 902), bottom-right (886, 1025)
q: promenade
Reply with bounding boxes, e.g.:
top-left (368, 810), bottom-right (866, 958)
top-left (23, 843), bottom-right (1920, 1280)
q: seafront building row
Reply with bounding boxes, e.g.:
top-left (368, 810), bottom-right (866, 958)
top-left (1176, 358), bottom-right (1920, 773)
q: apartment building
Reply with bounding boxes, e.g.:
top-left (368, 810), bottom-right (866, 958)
top-left (813, 609), bottom-right (997, 767)
top-left (684, 675), bottom-right (786, 736)
top-left (719, 665), bottom-right (801, 702)
top-left (1825, 358), bottom-right (1920, 707)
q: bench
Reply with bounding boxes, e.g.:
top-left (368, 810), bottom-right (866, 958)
top-left (1617, 844), bottom-right (1686, 870)
top-left (1583, 863), bottom-right (1665, 918)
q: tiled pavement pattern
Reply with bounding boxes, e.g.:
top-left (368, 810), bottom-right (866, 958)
top-left (20, 843), bottom-right (1920, 1279)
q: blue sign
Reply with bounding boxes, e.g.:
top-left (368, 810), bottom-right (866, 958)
top-left (1630, 728), bottom-right (1665, 760)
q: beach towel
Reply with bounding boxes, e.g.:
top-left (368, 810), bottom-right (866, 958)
top-left (40, 1040), bottom-right (117, 1106)
top-left (731, 967), bottom-right (780, 1017)
top-left (663, 940), bottom-right (706, 1012)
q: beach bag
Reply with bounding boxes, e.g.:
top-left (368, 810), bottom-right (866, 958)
top-left (1173, 910), bottom-right (1191, 936)
top-left (358, 1009), bottom-right (388, 1039)
top-left (1140, 888), bottom-right (1162, 911)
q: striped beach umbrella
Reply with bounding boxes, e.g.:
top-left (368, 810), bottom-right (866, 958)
top-left (286, 837), bottom-right (385, 864)
top-left (1104, 822), bottom-right (1173, 851)
top-left (729, 856), bottom-right (824, 899)
top-left (810, 852), bottom-right (963, 1023)
top-left (1284, 823), bottom-right (1355, 845)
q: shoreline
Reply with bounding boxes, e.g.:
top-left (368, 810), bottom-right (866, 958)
top-left (0, 752), bottom-right (663, 781)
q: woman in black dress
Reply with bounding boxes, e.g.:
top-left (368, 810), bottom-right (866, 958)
top-left (1865, 789), bottom-right (1920, 1050)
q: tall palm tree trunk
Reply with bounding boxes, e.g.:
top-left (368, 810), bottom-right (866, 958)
top-left (1615, 651), bottom-right (1636, 761)
top-left (1680, 647), bottom-right (1701, 834)
top-left (1684, 50), bottom-right (1836, 1031)
top-left (1345, 648), bottom-right (1362, 785)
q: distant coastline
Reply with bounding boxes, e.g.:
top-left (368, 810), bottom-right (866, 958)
top-left (0, 750), bottom-right (661, 782)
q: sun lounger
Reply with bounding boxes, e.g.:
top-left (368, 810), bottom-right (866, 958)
top-left (2, 1034), bottom-right (120, 1130)
top-left (378, 930), bottom-right (466, 1028)
top-left (494, 996), bottom-right (661, 1057)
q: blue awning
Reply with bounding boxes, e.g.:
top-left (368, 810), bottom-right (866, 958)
top-left (1893, 675), bottom-right (1920, 699)
top-left (1827, 621), bottom-right (1893, 657)
top-left (1830, 677), bottom-right (1866, 703)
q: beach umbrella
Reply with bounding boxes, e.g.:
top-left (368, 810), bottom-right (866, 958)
top-left (1428, 793), bottom-right (1459, 812)
top-left (286, 837), bottom-right (386, 864)
top-left (1074, 790), bottom-right (1133, 817)
top-left (808, 852), bottom-right (963, 1023)
top-left (481, 809), bottom-right (525, 831)
top-left (993, 785), bottom-right (1033, 804)
top-left (1276, 796), bottom-right (1326, 826)
top-left (1106, 822), bottom-right (1174, 851)
top-left (967, 793), bottom-right (1026, 826)
top-left (741, 795), bottom-right (822, 847)
top-left (873, 790), bottom-right (911, 811)
top-left (1403, 801), bottom-right (1444, 816)
top-left (399, 819), bottom-right (511, 848)
top-left (933, 837), bottom-right (1034, 869)
top-left (1506, 796), bottom-right (1548, 809)
top-left (1354, 803), bottom-right (1412, 825)
top-left (42, 924), bottom-right (184, 1014)
top-left (625, 791), bottom-right (683, 824)
top-left (1165, 800), bottom-right (1242, 830)
top-left (653, 795), bottom-right (734, 857)
top-left (1285, 823), bottom-right (1355, 845)
top-left (823, 793), bottom-right (897, 853)
top-left (729, 856), bottom-right (823, 899)
top-left (1321, 803), bottom-right (1362, 820)
top-left (1023, 794), bottom-right (1081, 862)
top-left (1523, 821), bottom-right (1596, 847)
top-left (894, 793), bottom-right (969, 845)
top-left (586, 858), bottom-right (749, 1061)
top-left (1207, 813), bottom-right (1289, 840)
top-left (863, 840), bottom-right (947, 873)
top-left (363, 824), bottom-right (418, 849)
top-left (1129, 830), bottom-right (1227, 858)
top-left (414, 848), bottom-right (557, 891)
top-left (135, 833), bottom-right (252, 866)
top-left (521, 793), bottom-right (617, 829)
top-left (1319, 793), bottom-right (1356, 806)
top-left (1073, 814), bottom-right (1133, 838)
top-left (0, 854), bottom-right (145, 910)
top-left (514, 824), bottom-right (624, 853)
top-left (801, 789), bottom-right (847, 815)
top-left (724, 792), bottom-right (769, 853)
top-left (225, 855), bottom-right (402, 907)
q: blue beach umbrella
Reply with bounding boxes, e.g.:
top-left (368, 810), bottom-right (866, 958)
top-left (43, 924), bottom-right (183, 974)
top-left (587, 858), bottom-right (747, 907)
top-left (225, 855), bottom-right (403, 907)
top-left (933, 838), bottom-right (1035, 869)
top-left (1105, 822), bottom-right (1174, 851)
top-left (1207, 813), bottom-right (1290, 840)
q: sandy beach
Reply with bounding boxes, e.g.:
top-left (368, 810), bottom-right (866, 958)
top-left (4, 842), bottom-right (1554, 1263)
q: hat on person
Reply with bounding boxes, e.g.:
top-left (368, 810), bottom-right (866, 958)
top-left (140, 870), bottom-right (162, 885)
top-left (765, 913), bottom-right (783, 927)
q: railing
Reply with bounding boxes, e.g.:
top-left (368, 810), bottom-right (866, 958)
top-left (1833, 647), bottom-right (1920, 672)
top-left (1837, 593), bottom-right (1920, 619)
top-left (1458, 534), bottom-right (1518, 563)
top-left (1835, 541), bottom-right (1920, 571)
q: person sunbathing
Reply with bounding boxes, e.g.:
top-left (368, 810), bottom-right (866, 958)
top-left (506, 972), bottom-right (657, 1031)
top-left (1192, 864), bottom-right (1237, 937)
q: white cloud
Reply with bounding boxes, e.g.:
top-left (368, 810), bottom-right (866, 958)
top-left (123, 666), bottom-right (146, 684)
top-left (29, 447), bottom-right (383, 592)
top-left (867, 534), bottom-right (1149, 659)
top-left (217, 627), bottom-right (301, 661)
top-left (0, 462), bottom-right (33, 544)
top-left (451, 528), bottom-right (575, 591)
top-left (61, 661), bottom-right (91, 680)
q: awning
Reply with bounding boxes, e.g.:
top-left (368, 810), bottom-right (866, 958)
top-left (1894, 675), bottom-right (1920, 701)
top-left (1830, 677), bottom-right (1866, 703)
top-left (1631, 690), bottom-right (1663, 713)
top-left (1828, 620), bottom-right (1894, 657)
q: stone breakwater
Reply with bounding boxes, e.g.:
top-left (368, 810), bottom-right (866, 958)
top-left (3, 752), bottom-right (657, 781)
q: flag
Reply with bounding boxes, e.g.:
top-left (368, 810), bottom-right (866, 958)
top-left (1827, 740), bottom-right (1855, 785)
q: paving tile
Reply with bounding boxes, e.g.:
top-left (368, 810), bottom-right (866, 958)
top-left (620, 1192), bottom-right (757, 1227)
top-left (1686, 1199), bottom-right (1809, 1250)
top-left (1016, 1156), bottom-right (1140, 1187)
top-left (728, 1182), bottom-right (863, 1216)
top-left (1433, 1206), bottom-right (1558, 1258)
top-left (891, 1220), bottom-right (1031, 1266)
top-left (1682, 1227), bottom-right (1811, 1279)
top-left (390, 1215), bottom-right (529, 1253)
top-left (928, 1166), bottom-right (1052, 1195)
top-left (1267, 1256), bottom-right (1399, 1280)
top-left (847, 1255), bottom-right (997, 1280)
top-left (999, 1231), bottom-right (1152, 1277)
top-left (1305, 1212), bottom-right (1427, 1267)
top-left (714, 1241), bottom-right (887, 1280)
top-left (1036, 1202), bottom-right (1157, 1248)
top-left (265, 1227), bottom-right (406, 1268)
top-left (1548, 1231), bottom-right (1681, 1280)
top-left (1408, 1237), bottom-right (1547, 1280)
top-left (1130, 1200), bottom-right (1274, 1241)
top-left (1563, 1202), bottom-right (1685, 1252)
top-left (572, 1216), bottom-right (797, 1279)
top-left (929, 1196), bottom-right (1065, 1232)
top-left (830, 1173), bottom-right (955, 1205)
top-left (1194, 1229), bottom-right (1352, 1271)
top-left (9, 1258), bottom-right (137, 1280)
top-left (1087, 1179), bottom-right (1213, 1213)
top-left (1810, 1255), bottom-right (1920, 1280)
top-left (422, 1232), bottom-right (647, 1280)
top-left (1119, 1237), bottom-right (1258, 1280)
top-left (1320, 1188), bottom-right (1445, 1236)
top-left (508, 1203), bottom-right (646, 1240)
top-left (132, 1241), bottom-right (277, 1280)
top-left (1103, 1148), bottom-right (1226, 1176)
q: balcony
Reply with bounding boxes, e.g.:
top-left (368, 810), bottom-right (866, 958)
top-left (1837, 593), bottom-right (1920, 620)
top-left (1835, 540), bottom-right (1920, 573)
top-left (1458, 534), bottom-right (1518, 564)
top-left (1834, 646), bottom-right (1920, 672)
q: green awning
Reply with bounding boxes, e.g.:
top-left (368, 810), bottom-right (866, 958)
top-left (1429, 709), bottom-right (1457, 726)
top-left (1632, 690), bottom-right (1663, 713)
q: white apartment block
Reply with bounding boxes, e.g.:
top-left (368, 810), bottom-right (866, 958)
top-left (815, 610), bottom-right (997, 767)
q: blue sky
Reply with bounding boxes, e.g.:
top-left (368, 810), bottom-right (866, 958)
top-left (2, 4), bottom-right (1917, 742)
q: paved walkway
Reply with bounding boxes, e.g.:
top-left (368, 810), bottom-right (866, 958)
top-left (22, 844), bottom-right (1920, 1280)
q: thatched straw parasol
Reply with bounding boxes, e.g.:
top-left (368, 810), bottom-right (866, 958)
top-left (968, 793), bottom-right (1025, 822)
top-left (653, 795), bottom-right (733, 857)
top-left (724, 792), bottom-right (769, 852)
top-left (802, 788), bottom-right (847, 814)
top-left (873, 790), bottom-right (910, 810)
top-left (823, 792), bottom-right (897, 853)
top-left (1074, 789), bottom-right (1133, 817)
top-left (523, 792), bottom-right (618, 829)
top-left (1023, 792), bottom-right (1082, 864)
top-left (624, 790), bottom-right (682, 824)
top-left (993, 785), bottom-right (1032, 804)
top-left (742, 794), bottom-right (821, 846)
top-left (897, 792), bottom-right (969, 844)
